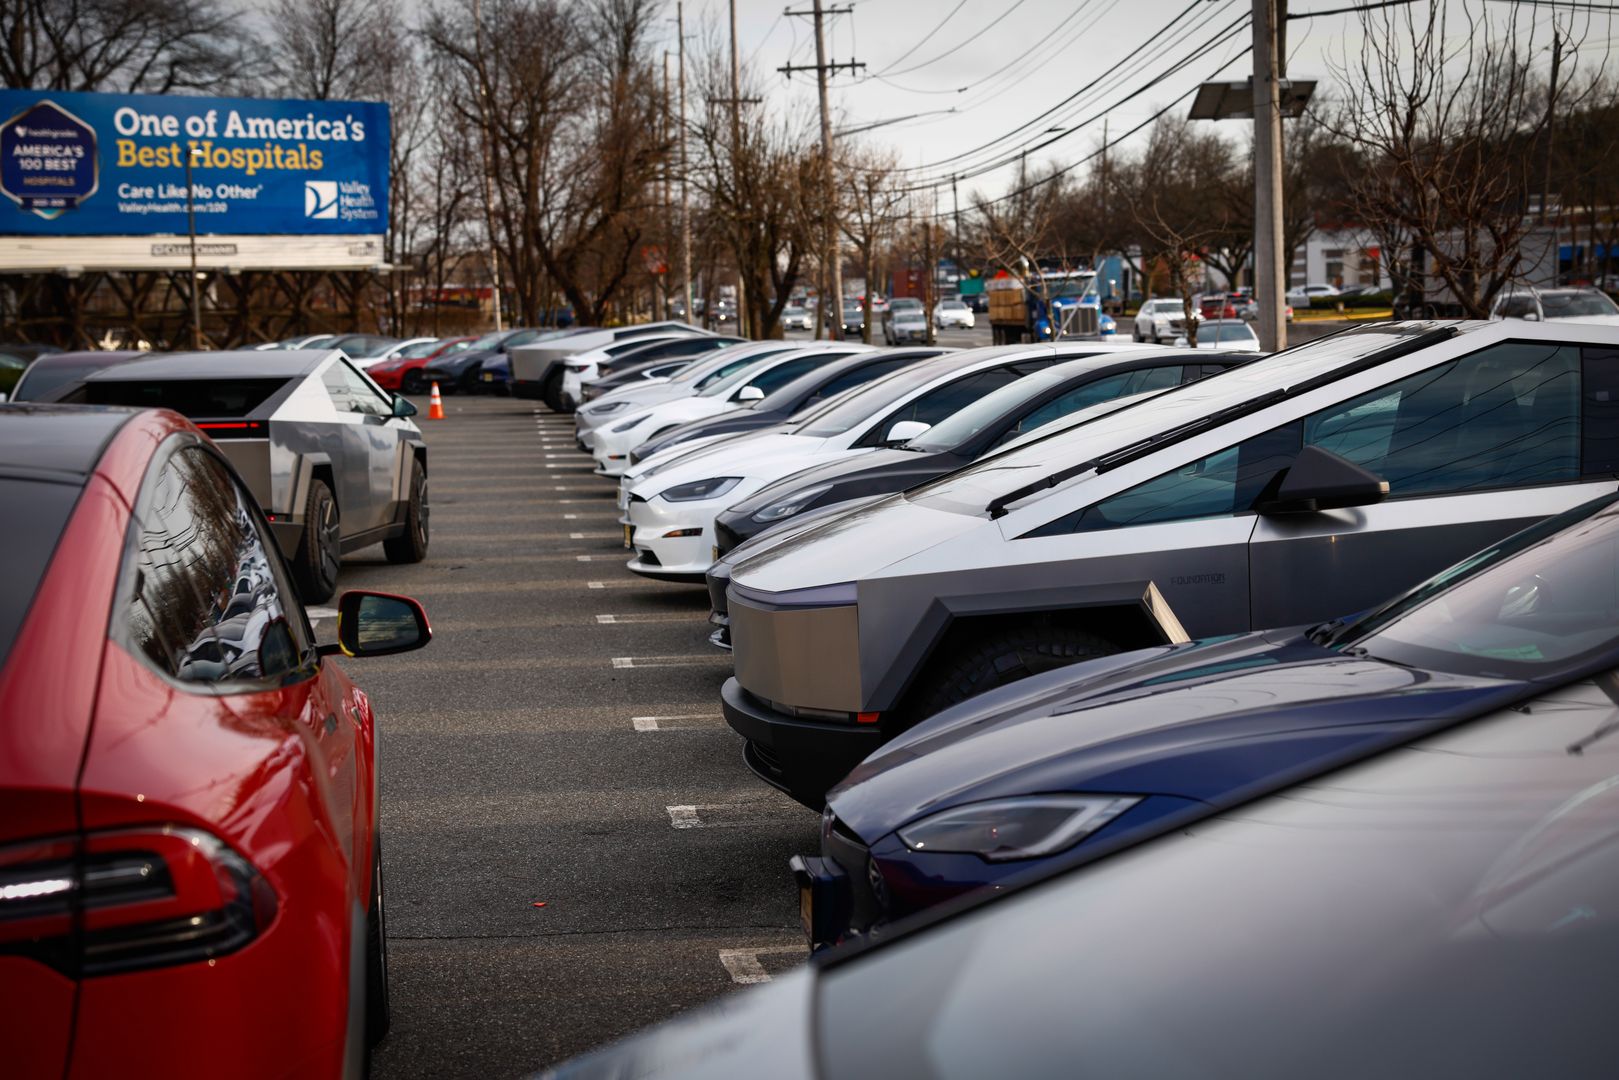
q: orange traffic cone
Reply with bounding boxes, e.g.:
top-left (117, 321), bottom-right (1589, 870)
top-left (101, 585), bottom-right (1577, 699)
top-left (428, 381), bottom-right (445, 420)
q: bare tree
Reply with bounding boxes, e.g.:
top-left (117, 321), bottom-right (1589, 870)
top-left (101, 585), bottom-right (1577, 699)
top-left (1321, 2), bottom-right (1594, 316)
top-left (840, 148), bottom-right (906, 342)
top-left (267, 0), bottom-right (398, 101)
top-left (1, 0), bottom-right (255, 92)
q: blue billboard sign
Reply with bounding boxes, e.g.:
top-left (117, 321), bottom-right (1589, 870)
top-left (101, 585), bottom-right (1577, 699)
top-left (0, 89), bottom-right (389, 237)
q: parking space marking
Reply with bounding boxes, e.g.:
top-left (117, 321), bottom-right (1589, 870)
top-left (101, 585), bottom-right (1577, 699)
top-left (718, 947), bottom-right (807, 984)
top-left (306, 605), bottom-right (339, 624)
top-left (631, 714), bottom-right (722, 731)
top-left (612, 655), bottom-right (733, 669)
top-left (585, 580), bottom-right (648, 590)
top-left (595, 613), bottom-right (694, 625)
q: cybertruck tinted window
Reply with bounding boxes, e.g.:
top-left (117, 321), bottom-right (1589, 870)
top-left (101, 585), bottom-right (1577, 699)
top-left (85, 378), bottom-right (292, 418)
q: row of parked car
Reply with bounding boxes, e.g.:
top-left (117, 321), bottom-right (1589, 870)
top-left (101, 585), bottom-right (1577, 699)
top-left (531, 316), bottom-right (1619, 1075)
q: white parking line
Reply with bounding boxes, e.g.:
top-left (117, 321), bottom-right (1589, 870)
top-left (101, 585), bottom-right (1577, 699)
top-left (631, 714), bottom-right (722, 731)
top-left (576, 555), bottom-right (597, 562)
top-left (306, 605), bottom-right (339, 624)
top-left (612, 655), bottom-right (732, 668)
top-left (595, 613), bottom-right (692, 625)
top-left (718, 947), bottom-right (804, 985)
top-left (666, 805), bottom-right (703, 828)
top-left (571, 532), bottom-right (585, 539)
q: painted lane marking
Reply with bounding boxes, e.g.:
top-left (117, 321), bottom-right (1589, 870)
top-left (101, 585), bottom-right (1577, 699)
top-left (612, 655), bottom-right (732, 669)
top-left (631, 714), bottom-right (722, 731)
top-left (596, 612), bottom-right (696, 625)
top-left (306, 605), bottom-right (339, 624)
top-left (718, 947), bottom-right (805, 985)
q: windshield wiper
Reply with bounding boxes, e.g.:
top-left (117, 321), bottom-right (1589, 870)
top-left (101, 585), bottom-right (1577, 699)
top-left (1569, 671), bottom-right (1619, 756)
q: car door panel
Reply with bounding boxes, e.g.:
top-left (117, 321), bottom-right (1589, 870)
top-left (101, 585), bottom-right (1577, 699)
top-left (1249, 482), bottom-right (1618, 629)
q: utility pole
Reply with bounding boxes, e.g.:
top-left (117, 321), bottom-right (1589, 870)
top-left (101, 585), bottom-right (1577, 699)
top-left (677, 1), bottom-right (693, 327)
top-left (782, 2), bottom-right (863, 341)
top-left (728, 0), bottom-right (749, 337)
top-left (182, 145), bottom-right (205, 348)
top-left (924, 192), bottom-right (937, 346)
top-left (660, 51), bottom-right (672, 321)
top-left (472, 0), bottom-right (504, 331)
top-left (1251, 0), bottom-right (1286, 351)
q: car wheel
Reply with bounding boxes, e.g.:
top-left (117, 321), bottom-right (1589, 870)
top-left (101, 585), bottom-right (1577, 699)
top-left (293, 479), bottom-right (341, 603)
top-left (365, 833), bottom-right (391, 1048)
top-left (401, 369), bottom-right (426, 395)
top-left (910, 625), bottom-right (1119, 721)
top-left (541, 369), bottom-right (567, 413)
top-left (458, 367), bottom-right (482, 394)
top-left (383, 460), bottom-right (429, 564)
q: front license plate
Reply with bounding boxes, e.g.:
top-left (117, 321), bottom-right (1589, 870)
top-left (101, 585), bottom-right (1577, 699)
top-left (482, 372), bottom-right (494, 381)
top-left (623, 523), bottom-right (634, 549)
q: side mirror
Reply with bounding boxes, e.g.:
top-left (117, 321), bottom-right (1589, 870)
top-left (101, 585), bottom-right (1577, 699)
top-left (321, 590), bottom-right (432, 658)
top-left (393, 394), bottom-right (418, 417)
top-left (1523, 311), bottom-right (1541, 321)
top-left (1256, 445), bottom-right (1390, 515)
top-left (735, 384), bottom-right (766, 402)
top-left (885, 419), bottom-right (931, 445)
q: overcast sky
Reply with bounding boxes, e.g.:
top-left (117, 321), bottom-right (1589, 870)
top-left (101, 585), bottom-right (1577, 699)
top-left (674, 0), bottom-right (1612, 210)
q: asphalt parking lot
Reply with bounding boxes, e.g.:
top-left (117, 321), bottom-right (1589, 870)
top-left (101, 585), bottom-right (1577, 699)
top-left (333, 395), bottom-right (815, 1077)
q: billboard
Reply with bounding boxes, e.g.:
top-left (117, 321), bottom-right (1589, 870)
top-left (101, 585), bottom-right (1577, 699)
top-left (0, 89), bottom-right (389, 271)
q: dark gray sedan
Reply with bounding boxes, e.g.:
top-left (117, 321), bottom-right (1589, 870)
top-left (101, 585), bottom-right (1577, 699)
top-left (71, 350), bottom-right (427, 601)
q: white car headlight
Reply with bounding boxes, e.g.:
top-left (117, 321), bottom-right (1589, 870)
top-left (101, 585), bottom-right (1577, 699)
top-left (752, 483), bottom-right (834, 523)
top-left (587, 401), bottom-right (630, 415)
top-left (660, 477), bottom-right (742, 502)
top-left (897, 795), bottom-right (1139, 861)
top-left (611, 414), bottom-right (651, 433)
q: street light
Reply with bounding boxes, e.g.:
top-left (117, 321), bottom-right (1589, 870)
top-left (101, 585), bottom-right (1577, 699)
top-left (183, 144), bottom-right (205, 350)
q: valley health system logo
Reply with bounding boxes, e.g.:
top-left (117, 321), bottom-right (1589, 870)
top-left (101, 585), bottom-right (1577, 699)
top-left (304, 180), bottom-right (338, 219)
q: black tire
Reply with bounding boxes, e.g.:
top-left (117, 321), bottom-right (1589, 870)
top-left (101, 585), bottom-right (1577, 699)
top-left (292, 480), bottom-right (341, 603)
top-left (401, 369), bottom-right (426, 395)
top-left (383, 460), bottom-right (428, 564)
top-left (365, 834), bottom-right (391, 1048)
top-left (457, 365), bottom-right (482, 394)
top-left (908, 625), bottom-right (1119, 722)
top-left (541, 368), bottom-right (566, 413)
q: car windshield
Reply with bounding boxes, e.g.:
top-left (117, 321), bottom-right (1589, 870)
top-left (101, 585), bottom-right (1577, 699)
top-left (785, 307), bottom-right (806, 316)
top-left (397, 339), bottom-right (446, 359)
top-left (670, 344), bottom-right (789, 385)
top-left (465, 331), bottom-right (508, 351)
top-left (905, 321), bottom-right (1476, 516)
top-left (13, 359), bottom-right (116, 401)
top-left (696, 352), bottom-right (799, 396)
top-left (1542, 291), bottom-right (1619, 318)
top-left (796, 356), bottom-right (977, 437)
top-left (906, 365), bottom-right (1077, 452)
top-left (84, 378), bottom-right (291, 417)
top-left (1338, 495), bottom-right (1619, 679)
top-left (1207, 323), bottom-right (1258, 343)
top-left (892, 299), bottom-right (923, 312)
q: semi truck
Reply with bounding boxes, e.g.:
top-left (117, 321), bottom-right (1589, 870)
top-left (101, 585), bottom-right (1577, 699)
top-left (986, 269), bottom-right (1103, 344)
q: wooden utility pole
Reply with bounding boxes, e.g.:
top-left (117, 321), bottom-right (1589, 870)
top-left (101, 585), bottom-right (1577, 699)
top-left (660, 51), bottom-right (671, 321)
top-left (782, 2), bottom-right (863, 341)
top-left (1252, 0), bottom-right (1286, 350)
top-left (678, 1), bottom-right (694, 327)
top-left (472, 0), bottom-right (504, 330)
top-left (727, 0), bottom-right (749, 337)
top-left (924, 192), bottom-right (937, 346)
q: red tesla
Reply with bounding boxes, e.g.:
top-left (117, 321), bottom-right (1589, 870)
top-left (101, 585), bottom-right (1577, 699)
top-left (366, 336), bottom-right (476, 394)
top-left (0, 403), bottom-right (430, 1077)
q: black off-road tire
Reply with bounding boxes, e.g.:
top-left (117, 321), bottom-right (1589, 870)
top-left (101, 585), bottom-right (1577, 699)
top-left (542, 368), bottom-right (566, 413)
top-left (383, 461), bottom-right (428, 564)
top-left (908, 625), bottom-right (1120, 722)
top-left (365, 834), bottom-right (391, 1048)
top-left (292, 480), bottom-right (341, 603)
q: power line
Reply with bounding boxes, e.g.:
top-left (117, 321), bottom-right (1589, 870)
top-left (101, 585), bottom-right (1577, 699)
top-left (888, 0), bottom-right (1220, 176)
top-left (882, 0), bottom-right (1032, 79)
top-left (870, 0), bottom-right (972, 75)
top-left (899, 5), bottom-right (1251, 189)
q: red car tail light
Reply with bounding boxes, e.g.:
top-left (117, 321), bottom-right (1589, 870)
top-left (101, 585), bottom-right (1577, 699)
top-left (0, 827), bottom-right (278, 978)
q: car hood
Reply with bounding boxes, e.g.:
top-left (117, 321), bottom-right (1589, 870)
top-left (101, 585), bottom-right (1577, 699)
top-left (578, 381), bottom-right (690, 420)
top-left (645, 406), bottom-right (780, 451)
top-left (828, 631), bottom-right (1523, 841)
top-left (626, 428), bottom-right (762, 478)
top-left (629, 431), bottom-right (828, 496)
top-left (723, 446), bottom-right (953, 518)
top-left (728, 491), bottom-right (985, 591)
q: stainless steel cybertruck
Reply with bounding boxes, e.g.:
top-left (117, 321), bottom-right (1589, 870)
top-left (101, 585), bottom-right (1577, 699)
top-left (74, 350), bottom-right (429, 601)
top-left (722, 320), bottom-right (1619, 807)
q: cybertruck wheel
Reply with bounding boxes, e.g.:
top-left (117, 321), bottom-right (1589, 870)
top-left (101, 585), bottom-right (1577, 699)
top-left (910, 625), bottom-right (1119, 721)
top-left (383, 461), bottom-right (429, 564)
top-left (293, 480), bottom-right (341, 603)
top-left (542, 369), bottom-right (567, 412)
